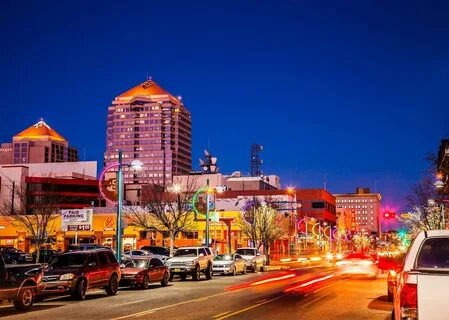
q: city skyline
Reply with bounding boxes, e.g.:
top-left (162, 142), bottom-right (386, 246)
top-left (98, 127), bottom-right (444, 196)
top-left (1, 1), bottom-right (448, 212)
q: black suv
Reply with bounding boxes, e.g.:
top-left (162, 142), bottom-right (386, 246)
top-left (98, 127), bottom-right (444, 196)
top-left (0, 253), bottom-right (43, 310)
top-left (0, 246), bottom-right (33, 264)
top-left (42, 250), bottom-right (120, 300)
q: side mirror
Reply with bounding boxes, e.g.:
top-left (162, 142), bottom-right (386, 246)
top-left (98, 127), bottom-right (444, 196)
top-left (88, 262), bottom-right (97, 267)
top-left (256, 253), bottom-right (261, 256)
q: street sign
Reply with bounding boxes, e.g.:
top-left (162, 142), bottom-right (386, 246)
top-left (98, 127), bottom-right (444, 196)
top-left (61, 209), bottom-right (93, 232)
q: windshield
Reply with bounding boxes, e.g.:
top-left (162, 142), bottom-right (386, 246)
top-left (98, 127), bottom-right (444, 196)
top-left (174, 248), bottom-right (198, 257)
top-left (49, 254), bottom-right (86, 268)
top-left (214, 255), bottom-right (233, 261)
top-left (236, 249), bottom-right (255, 256)
top-left (122, 259), bottom-right (150, 268)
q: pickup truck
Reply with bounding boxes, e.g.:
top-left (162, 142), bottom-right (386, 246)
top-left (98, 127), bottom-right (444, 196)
top-left (165, 247), bottom-right (213, 281)
top-left (235, 247), bottom-right (266, 272)
top-left (392, 230), bottom-right (449, 320)
top-left (0, 253), bottom-right (43, 310)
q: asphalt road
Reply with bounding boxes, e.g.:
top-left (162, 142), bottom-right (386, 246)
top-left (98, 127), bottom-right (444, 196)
top-left (0, 266), bottom-right (392, 320)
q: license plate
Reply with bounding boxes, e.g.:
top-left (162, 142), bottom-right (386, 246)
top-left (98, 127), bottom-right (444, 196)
top-left (173, 269), bottom-right (181, 272)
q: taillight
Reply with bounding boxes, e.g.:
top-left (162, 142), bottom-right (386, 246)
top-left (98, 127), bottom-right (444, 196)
top-left (400, 283), bottom-right (417, 320)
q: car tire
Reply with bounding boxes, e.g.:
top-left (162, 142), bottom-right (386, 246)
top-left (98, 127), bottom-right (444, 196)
top-left (142, 275), bottom-right (149, 290)
top-left (205, 264), bottom-right (212, 280)
top-left (71, 278), bottom-right (87, 300)
top-left (105, 274), bottom-right (119, 296)
top-left (192, 265), bottom-right (201, 281)
top-left (13, 287), bottom-right (34, 311)
top-left (180, 274), bottom-right (187, 281)
top-left (161, 273), bottom-right (169, 287)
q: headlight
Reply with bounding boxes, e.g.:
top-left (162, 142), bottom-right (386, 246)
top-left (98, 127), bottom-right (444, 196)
top-left (60, 273), bottom-right (76, 280)
top-left (165, 261), bottom-right (172, 266)
top-left (185, 261), bottom-right (196, 266)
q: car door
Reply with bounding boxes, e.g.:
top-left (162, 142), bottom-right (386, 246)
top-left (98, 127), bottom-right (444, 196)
top-left (149, 258), bottom-right (164, 281)
top-left (97, 252), bottom-right (112, 286)
top-left (199, 248), bottom-right (208, 270)
top-left (234, 254), bottom-right (244, 272)
top-left (85, 254), bottom-right (101, 287)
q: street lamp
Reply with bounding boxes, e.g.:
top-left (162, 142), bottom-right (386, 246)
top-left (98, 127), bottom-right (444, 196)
top-left (99, 150), bottom-right (143, 262)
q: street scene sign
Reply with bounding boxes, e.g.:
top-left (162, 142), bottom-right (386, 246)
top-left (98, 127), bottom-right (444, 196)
top-left (61, 209), bottom-right (93, 232)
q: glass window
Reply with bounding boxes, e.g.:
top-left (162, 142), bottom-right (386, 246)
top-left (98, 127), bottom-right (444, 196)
top-left (416, 238), bottom-right (449, 269)
top-left (98, 252), bottom-right (109, 266)
top-left (150, 258), bottom-right (163, 267)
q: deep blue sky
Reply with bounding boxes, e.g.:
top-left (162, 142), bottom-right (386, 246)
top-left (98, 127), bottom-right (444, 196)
top-left (1, 1), bottom-right (448, 211)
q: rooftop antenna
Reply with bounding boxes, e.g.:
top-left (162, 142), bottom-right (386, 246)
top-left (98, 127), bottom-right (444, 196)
top-left (323, 174), bottom-right (327, 190)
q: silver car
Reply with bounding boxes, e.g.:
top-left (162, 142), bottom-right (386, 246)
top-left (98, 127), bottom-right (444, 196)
top-left (213, 254), bottom-right (246, 276)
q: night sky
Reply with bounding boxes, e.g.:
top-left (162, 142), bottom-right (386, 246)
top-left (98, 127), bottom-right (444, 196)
top-left (1, 1), bottom-right (448, 212)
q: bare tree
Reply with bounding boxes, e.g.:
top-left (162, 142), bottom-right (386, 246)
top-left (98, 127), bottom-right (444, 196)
top-left (237, 199), bottom-right (288, 265)
top-left (125, 178), bottom-right (199, 256)
top-left (1, 181), bottom-right (59, 263)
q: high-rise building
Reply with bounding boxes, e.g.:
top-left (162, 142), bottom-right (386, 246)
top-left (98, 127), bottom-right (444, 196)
top-left (104, 79), bottom-right (192, 188)
top-left (334, 187), bottom-right (382, 235)
top-left (0, 120), bottom-right (78, 164)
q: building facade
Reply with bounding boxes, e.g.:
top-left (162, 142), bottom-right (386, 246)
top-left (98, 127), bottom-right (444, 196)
top-left (334, 187), bottom-right (382, 235)
top-left (104, 79), bottom-right (192, 191)
top-left (0, 120), bottom-right (78, 165)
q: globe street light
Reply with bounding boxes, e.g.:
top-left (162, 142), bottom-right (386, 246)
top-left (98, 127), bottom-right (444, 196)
top-left (99, 150), bottom-right (143, 262)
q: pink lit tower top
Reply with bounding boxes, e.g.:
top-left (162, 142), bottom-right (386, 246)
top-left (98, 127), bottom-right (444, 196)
top-left (104, 78), bottom-right (192, 188)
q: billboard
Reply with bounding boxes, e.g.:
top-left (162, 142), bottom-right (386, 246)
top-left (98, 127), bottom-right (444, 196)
top-left (61, 209), bottom-right (93, 232)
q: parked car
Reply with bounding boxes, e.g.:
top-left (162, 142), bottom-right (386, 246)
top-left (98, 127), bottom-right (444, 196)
top-left (335, 252), bottom-right (378, 279)
top-left (140, 246), bottom-right (170, 261)
top-left (0, 246), bottom-right (33, 264)
top-left (120, 257), bottom-right (169, 289)
top-left (165, 247), bottom-right (214, 281)
top-left (392, 230), bottom-right (449, 320)
top-left (32, 249), bottom-right (59, 264)
top-left (213, 254), bottom-right (246, 276)
top-left (42, 249), bottom-right (120, 300)
top-left (0, 253), bottom-right (43, 311)
top-left (235, 247), bottom-right (266, 272)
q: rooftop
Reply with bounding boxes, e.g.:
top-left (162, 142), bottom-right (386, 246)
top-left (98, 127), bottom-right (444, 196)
top-left (14, 120), bottom-right (66, 142)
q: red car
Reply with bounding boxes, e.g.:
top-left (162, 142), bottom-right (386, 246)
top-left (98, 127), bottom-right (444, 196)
top-left (120, 257), bottom-right (170, 289)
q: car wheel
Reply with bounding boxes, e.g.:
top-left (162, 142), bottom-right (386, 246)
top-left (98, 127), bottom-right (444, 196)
top-left (192, 265), bottom-right (201, 281)
top-left (180, 274), bottom-right (187, 281)
top-left (105, 274), bottom-right (119, 296)
top-left (71, 278), bottom-right (87, 300)
top-left (161, 273), bottom-right (169, 287)
top-left (142, 275), bottom-right (149, 290)
top-left (205, 264), bottom-right (212, 280)
top-left (13, 287), bottom-right (34, 311)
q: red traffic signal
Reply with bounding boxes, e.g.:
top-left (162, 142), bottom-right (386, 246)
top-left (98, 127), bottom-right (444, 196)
top-left (384, 212), bottom-right (396, 219)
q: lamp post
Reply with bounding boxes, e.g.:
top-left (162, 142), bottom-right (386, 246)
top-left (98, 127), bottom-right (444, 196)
top-left (99, 150), bottom-right (143, 262)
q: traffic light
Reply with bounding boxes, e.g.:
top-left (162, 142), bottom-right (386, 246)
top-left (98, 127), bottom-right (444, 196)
top-left (384, 212), bottom-right (396, 219)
